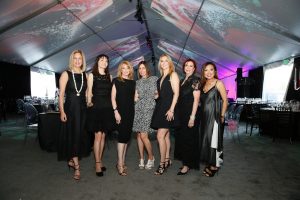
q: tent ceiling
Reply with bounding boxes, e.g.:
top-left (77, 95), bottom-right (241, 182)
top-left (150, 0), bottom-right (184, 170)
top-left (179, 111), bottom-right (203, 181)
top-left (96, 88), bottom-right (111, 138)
top-left (0, 0), bottom-right (300, 78)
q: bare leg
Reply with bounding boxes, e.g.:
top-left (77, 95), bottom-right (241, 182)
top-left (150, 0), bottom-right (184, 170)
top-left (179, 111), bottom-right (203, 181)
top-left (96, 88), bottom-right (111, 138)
top-left (165, 130), bottom-right (171, 161)
top-left (117, 142), bottom-right (127, 176)
top-left (94, 132), bottom-right (104, 172)
top-left (156, 128), bottom-right (168, 164)
top-left (137, 133), bottom-right (144, 160)
top-left (99, 133), bottom-right (105, 168)
top-left (140, 132), bottom-right (154, 160)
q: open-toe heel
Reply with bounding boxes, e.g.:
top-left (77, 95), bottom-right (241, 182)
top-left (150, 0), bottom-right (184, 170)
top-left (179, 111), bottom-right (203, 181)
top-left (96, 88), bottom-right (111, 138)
top-left (67, 160), bottom-right (75, 171)
top-left (203, 166), bottom-right (218, 177)
top-left (73, 165), bottom-right (80, 180)
top-left (154, 162), bottom-right (166, 175)
top-left (165, 158), bottom-right (172, 169)
top-left (95, 162), bottom-right (103, 177)
top-left (116, 164), bottom-right (127, 176)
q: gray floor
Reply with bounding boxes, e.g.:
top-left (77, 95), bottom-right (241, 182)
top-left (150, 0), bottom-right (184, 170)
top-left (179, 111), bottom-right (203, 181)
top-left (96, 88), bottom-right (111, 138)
top-left (0, 116), bottom-right (300, 200)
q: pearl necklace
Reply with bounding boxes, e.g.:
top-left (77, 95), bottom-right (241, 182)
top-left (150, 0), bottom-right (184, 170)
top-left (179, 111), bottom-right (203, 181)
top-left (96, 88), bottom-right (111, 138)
top-left (72, 70), bottom-right (83, 96)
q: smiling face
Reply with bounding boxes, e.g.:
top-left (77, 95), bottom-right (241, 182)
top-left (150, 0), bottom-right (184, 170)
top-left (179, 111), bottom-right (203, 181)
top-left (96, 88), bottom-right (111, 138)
top-left (203, 64), bottom-right (216, 80)
top-left (184, 61), bottom-right (195, 76)
top-left (138, 64), bottom-right (148, 78)
top-left (160, 56), bottom-right (170, 71)
top-left (73, 52), bottom-right (83, 70)
top-left (121, 63), bottom-right (130, 78)
top-left (98, 56), bottom-right (108, 69)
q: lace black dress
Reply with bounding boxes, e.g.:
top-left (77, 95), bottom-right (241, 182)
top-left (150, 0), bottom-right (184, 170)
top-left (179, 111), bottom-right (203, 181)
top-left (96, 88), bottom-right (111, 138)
top-left (87, 74), bottom-right (115, 133)
top-left (57, 71), bottom-right (91, 161)
top-left (174, 75), bottom-right (200, 169)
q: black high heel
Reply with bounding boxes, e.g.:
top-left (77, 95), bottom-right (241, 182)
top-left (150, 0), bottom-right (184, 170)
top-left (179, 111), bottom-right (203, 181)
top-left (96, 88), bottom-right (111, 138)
top-left (154, 162), bottom-right (166, 175)
top-left (165, 158), bottom-right (172, 169)
top-left (203, 166), bottom-right (219, 177)
top-left (95, 162), bottom-right (103, 177)
top-left (177, 167), bottom-right (189, 175)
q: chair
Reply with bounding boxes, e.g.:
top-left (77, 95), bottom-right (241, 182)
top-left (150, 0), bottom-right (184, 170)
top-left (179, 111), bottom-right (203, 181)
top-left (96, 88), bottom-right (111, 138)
top-left (227, 104), bottom-right (244, 143)
top-left (245, 104), bottom-right (261, 136)
top-left (16, 99), bottom-right (25, 125)
top-left (273, 107), bottom-right (293, 144)
top-left (224, 103), bottom-right (236, 125)
top-left (23, 102), bottom-right (39, 144)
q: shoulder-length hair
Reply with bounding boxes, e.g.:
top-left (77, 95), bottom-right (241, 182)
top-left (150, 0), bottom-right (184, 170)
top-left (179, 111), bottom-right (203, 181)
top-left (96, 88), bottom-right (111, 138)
top-left (137, 61), bottom-right (151, 79)
top-left (182, 58), bottom-right (197, 74)
top-left (117, 61), bottom-right (134, 81)
top-left (68, 49), bottom-right (86, 72)
top-left (158, 54), bottom-right (175, 76)
top-left (92, 54), bottom-right (110, 79)
top-left (200, 61), bottom-right (219, 87)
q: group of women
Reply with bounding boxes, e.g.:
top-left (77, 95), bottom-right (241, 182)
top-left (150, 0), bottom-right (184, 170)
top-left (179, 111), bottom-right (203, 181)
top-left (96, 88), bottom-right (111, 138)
top-left (57, 49), bottom-right (228, 181)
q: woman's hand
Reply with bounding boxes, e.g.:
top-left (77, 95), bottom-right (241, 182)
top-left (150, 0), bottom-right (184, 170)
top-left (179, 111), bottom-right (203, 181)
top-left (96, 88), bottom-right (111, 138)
top-left (60, 112), bottom-right (67, 122)
top-left (188, 118), bottom-right (194, 128)
top-left (87, 102), bottom-right (93, 107)
top-left (221, 116), bottom-right (225, 123)
top-left (114, 110), bottom-right (121, 124)
top-left (165, 110), bottom-right (174, 121)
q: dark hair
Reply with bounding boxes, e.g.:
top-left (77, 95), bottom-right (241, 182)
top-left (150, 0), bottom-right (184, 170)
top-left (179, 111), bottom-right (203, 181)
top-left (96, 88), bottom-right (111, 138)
top-left (200, 61), bottom-right (218, 87)
top-left (92, 54), bottom-right (110, 79)
top-left (182, 58), bottom-right (197, 74)
top-left (137, 61), bottom-right (151, 79)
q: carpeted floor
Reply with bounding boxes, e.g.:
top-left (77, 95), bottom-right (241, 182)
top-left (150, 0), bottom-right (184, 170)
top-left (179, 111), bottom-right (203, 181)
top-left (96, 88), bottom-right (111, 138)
top-left (0, 115), bottom-right (299, 200)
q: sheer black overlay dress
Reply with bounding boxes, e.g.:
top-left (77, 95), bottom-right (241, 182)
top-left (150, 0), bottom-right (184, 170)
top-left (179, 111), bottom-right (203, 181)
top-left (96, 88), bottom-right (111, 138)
top-left (57, 71), bottom-right (91, 161)
top-left (174, 75), bottom-right (200, 169)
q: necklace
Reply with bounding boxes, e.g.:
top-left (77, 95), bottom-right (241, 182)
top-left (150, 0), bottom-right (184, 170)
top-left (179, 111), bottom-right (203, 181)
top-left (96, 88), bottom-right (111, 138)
top-left (72, 70), bottom-right (83, 96)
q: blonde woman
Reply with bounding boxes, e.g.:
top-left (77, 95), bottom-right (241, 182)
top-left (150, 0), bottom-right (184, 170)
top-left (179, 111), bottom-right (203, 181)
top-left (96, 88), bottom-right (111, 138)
top-left (151, 54), bottom-right (180, 175)
top-left (111, 61), bottom-right (136, 176)
top-left (58, 50), bottom-right (90, 181)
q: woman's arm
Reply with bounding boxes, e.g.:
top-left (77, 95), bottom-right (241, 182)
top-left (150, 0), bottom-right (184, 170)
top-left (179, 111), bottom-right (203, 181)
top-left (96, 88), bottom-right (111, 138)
top-left (216, 80), bottom-right (228, 123)
top-left (59, 71), bottom-right (68, 122)
top-left (188, 89), bottom-right (200, 127)
top-left (166, 72), bottom-right (180, 121)
top-left (86, 73), bottom-right (93, 107)
top-left (111, 83), bottom-right (121, 124)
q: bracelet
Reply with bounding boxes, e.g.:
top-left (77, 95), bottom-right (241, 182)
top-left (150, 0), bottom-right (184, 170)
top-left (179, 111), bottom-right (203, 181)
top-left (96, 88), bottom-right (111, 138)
top-left (113, 107), bottom-right (118, 111)
top-left (190, 115), bottom-right (195, 120)
top-left (169, 110), bottom-right (174, 113)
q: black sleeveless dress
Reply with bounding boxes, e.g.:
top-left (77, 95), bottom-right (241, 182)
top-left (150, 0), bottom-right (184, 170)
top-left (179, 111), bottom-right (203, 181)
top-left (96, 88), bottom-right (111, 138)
top-left (151, 74), bottom-right (180, 129)
top-left (174, 75), bottom-right (200, 169)
top-left (199, 81), bottom-right (224, 167)
top-left (113, 78), bottom-right (136, 143)
top-left (87, 74), bottom-right (115, 133)
top-left (57, 71), bottom-right (91, 161)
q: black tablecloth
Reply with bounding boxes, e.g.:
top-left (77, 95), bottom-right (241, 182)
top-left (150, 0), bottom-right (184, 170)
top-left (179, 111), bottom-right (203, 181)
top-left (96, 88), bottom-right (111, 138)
top-left (38, 112), bottom-right (60, 152)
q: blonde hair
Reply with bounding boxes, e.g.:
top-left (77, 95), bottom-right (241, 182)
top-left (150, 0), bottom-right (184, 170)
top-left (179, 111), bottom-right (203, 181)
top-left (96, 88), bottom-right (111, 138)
top-left (68, 49), bottom-right (86, 72)
top-left (117, 61), bottom-right (134, 81)
top-left (158, 54), bottom-right (175, 76)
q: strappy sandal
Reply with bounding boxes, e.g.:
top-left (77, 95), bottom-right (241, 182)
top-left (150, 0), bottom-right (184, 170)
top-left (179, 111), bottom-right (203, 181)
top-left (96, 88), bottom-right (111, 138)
top-left (73, 165), bottom-right (80, 180)
top-left (68, 160), bottom-right (75, 171)
top-left (154, 162), bottom-right (166, 175)
top-left (95, 162), bottom-right (103, 177)
top-left (116, 164), bottom-right (127, 176)
top-left (165, 158), bottom-right (172, 169)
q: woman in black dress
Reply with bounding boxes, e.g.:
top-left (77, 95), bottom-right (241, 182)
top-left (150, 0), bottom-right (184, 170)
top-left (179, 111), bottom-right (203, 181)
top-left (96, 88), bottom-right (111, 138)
top-left (58, 50), bottom-right (90, 180)
top-left (199, 62), bottom-right (227, 177)
top-left (151, 54), bottom-right (180, 175)
top-left (111, 61), bottom-right (136, 176)
top-left (87, 54), bottom-right (114, 177)
top-left (175, 59), bottom-right (200, 175)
